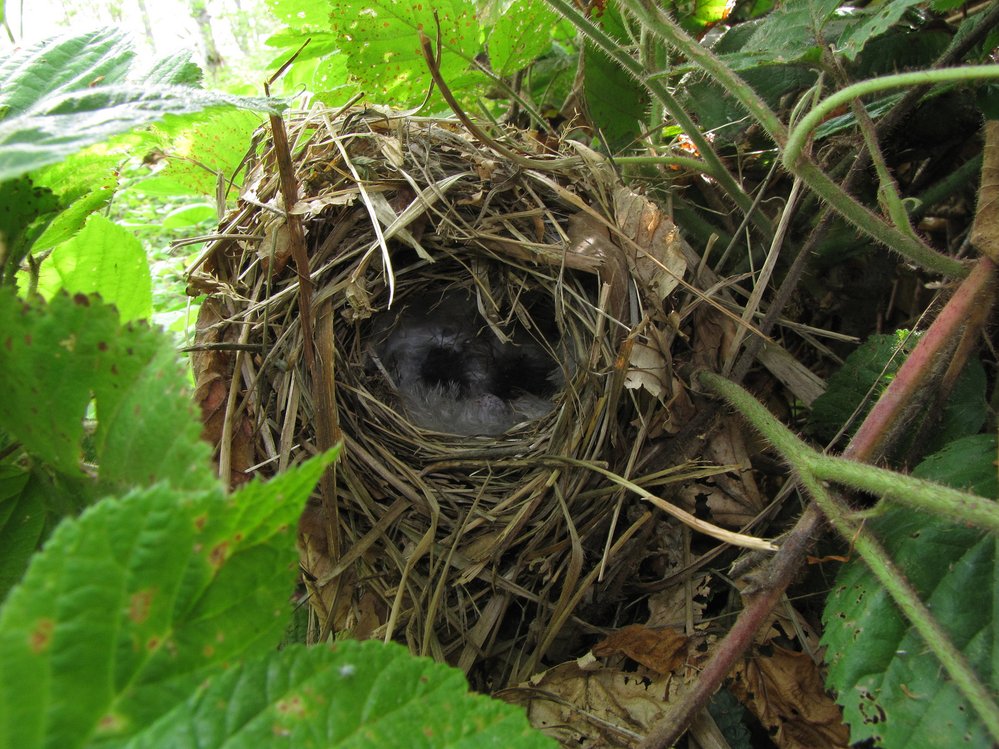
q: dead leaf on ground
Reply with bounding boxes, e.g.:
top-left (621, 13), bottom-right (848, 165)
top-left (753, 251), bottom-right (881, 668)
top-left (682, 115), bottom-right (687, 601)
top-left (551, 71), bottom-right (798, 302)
top-left (593, 624), bottom-right (705, 676)
top-left (677, 419), bottom-right (764, 527)
top-left (730, 646), bottom-right (850, 749)
top-left (624, 342), bottom-right (670, 400)
top-left (498, 659), bottom-right (681, 748)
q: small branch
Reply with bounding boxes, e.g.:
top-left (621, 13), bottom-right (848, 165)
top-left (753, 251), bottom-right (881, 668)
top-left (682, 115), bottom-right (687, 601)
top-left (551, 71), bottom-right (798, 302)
top-left (849, 255), bottom-right (996, 459)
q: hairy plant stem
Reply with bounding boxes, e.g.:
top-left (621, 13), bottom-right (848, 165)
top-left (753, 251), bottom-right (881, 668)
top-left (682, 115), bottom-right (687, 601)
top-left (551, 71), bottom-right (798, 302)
top-left (643, 250), bottom-right (997, 746)
top-left (699, 371), bottom-right (999, 744)
top-left (615, 0), bottom-right (973, 277)
top-left (785, 66), bottom-right (999, 169)
top-left (700, 372), bottom-right (999, 532)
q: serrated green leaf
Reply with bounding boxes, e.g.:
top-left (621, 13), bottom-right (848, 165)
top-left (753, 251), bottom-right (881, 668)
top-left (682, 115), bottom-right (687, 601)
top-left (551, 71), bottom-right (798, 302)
top-left (0, 176), bottom-right (62, 279)
top-left (822, 507), bottom-right (995, 747)
top-left (0, 28), bottom-right (137, 119)
top-left (137, 108), bottom-right (264, 196)
top-left (122, 640), bottom-right (554, 749)
top-left (488, 0), bottom-right (558, 76)
top-left (822, 439), bottom-right (997, 747)
top-left (329, 0), bottom-right (485, 108)
top-left (0, 292), bottom-right (212, 492)
top-left (741, 0), bottom-right (842, 63)
top-left (924, 357), bottom-right (988, 455)
top-left (836, 0), bottom-right (923, 61)
top-left (912, 433), bottom-right (998, 505)
top-left (29, 185), bottom-right (116, 254)
top-left (0, 451), bottom-right (336, 749)
top-left (136, 50), bottom-right (203, 86)
top-left (0, 29), bottom-right (281, 182)
top-left (0, 465), bottom-right (41, 602)
top-left (41, 215), bottom-right (151, 322)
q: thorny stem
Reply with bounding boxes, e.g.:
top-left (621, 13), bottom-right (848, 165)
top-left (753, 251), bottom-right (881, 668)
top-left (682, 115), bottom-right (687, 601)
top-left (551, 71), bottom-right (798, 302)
top-left (699, 371), bottom-right (999, 744)
top-left (700, 372), bottom-right (999, 533)
top-left (646, 260), bottom-right (997, 746)
top-left (849, 255), bottom-right (997, 459)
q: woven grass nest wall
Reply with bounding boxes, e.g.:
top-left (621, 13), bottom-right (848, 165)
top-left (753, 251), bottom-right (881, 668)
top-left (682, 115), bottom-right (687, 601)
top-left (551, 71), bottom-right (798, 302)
top-left (188, 106), bottom-right (697, 688)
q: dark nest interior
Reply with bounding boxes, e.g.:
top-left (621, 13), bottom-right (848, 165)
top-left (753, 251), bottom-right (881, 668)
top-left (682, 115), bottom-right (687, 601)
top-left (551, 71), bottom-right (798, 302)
top-left (188, 106), bottom-right (736, 688)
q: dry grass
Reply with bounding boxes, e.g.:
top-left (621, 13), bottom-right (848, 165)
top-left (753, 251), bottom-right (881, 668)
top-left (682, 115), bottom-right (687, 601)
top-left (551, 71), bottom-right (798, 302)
top-left (187, 105), bottom-right (769, 688)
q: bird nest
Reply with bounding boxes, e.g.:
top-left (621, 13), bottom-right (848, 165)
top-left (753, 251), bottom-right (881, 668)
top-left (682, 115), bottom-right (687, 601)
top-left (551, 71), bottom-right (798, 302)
top-left (188, 105), bottom-right (697, 688)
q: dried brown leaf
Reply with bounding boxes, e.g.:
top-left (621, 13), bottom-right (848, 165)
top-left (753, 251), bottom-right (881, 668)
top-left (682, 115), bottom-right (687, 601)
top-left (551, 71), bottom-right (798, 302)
top-left (613, 187), bottom-right (686, 300)
top-left (593, 625), bottom-right (699, 675)
top-left (730, 647), bottom-right (850, 749)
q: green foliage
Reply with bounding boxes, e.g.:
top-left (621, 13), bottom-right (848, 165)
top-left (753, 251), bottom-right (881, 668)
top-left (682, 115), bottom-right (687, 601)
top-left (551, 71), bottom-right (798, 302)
top-left (124, 641), bottom-right (553, 748)
top-left (0, 290), bottom-right (212, 597)
top-left (0, 27), bottom-right (280, 181)
top-left (37, 215), bottom-right (152, 322)
top-left (0, 291), bottom-right (209, 491)
top-left (808, 330), bottom-right (988, 453)
top-left (0, 176), bottom-right (61, 283)
top-left (488, 1), bottom-right (560, 76)
top-left (837, 0), bottom-right (925, 60)
top-left (136, 108), bottom-right (265, 197)
top-left (0, 292), bottom-right (551, 748)
top-left (821, 434), bottom-right (998, 748)
top-left (328, 0), bottom-right (485, 107)
top-left (808, 331), bottom-right (915, 441)
top-left (583, 3), bottom-right (649, 150)
top-left (0, 455), bottom-right (334, 747)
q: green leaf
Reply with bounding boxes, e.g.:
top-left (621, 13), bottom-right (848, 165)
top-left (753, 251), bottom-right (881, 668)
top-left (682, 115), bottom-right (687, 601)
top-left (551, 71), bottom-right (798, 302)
top-left (923, 357), bottom-right (988, 455)
top-left (0, 28), bottom-right (280, 181)
top-left (0, 176), bottom-right (62, 279)
top-left (0, 291), bottom-right (213, 492)
top-left (740, 0), bottom-right (842, 63)
top-left (675, 0), bottom-right (734, 33)
top-left (808, 330), bottom-right (915, 442)
top-left (41, 215), bottom-right (152, 322)
top-left (136, 108), bottom-right (264, 196)
top-left (487, 0), bottom-right (558, 76)
top-left (0, 451), bottom-right (335, 748)
top-left (836, 0), bottom-right (923, 61)
top-left (912, 433), bottom-right (998, 501)
top-left (584, 4), bottom-right (649, 151)
top-left (124, 641), bottom-right (554, 749)
top-left (266, 0), bottom-right (334, 30)
top-left (329, 0), bottom-right (486, 108)
top-left (822, 513), bottom-right (996, 746)
top-left (0, 465), bottom-right (41, 602)
top-left (823, 435), bottom-right (997, 747)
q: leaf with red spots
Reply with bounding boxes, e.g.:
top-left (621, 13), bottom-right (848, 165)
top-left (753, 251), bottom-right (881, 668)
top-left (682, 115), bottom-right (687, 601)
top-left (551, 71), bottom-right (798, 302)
top-left (0, 291), bottom-right (212, 493)
top-left (128, 641), bottom-right (553, 749)
top-left (329, 0), bottom-right (487, 108)
top-left (0, 449), bottom-right (336, 748)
